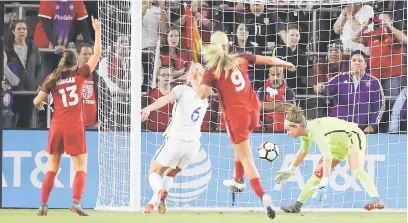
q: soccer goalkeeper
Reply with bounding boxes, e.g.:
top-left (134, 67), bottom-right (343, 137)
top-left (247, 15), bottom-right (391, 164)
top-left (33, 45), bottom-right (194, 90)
top-left (276, 104), bottom-right (385, 213)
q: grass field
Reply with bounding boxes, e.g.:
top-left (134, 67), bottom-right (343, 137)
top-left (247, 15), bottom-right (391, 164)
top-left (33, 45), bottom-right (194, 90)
top-left (0, 209), bottom-right (406, 223)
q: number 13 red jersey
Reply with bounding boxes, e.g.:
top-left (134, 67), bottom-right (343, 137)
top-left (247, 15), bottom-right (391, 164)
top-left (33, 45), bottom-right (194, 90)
top-left (201, 54), bottom-right (260, 120)
top-left (41, 64), bottom-right (91, 123)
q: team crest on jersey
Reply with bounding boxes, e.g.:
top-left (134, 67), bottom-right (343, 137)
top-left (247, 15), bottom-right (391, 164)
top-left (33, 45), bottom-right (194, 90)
top-left (56, 4), bottom-right (60, 10)
top-left (70, 4), bottom-right (74, 10)
top-left (83, 84), bottom-right (93, 100)
top-left (365, 81), bottom-right (372, 88)
top-left (264, 18), bottom-right (269, 25)
top-left (3, 93), bottom-right (10, 106)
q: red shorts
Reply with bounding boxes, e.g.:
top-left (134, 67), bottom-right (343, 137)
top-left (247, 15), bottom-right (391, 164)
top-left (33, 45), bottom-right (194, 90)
top-left (46, 122), bottom-right (87, 155)
top-left (225, 110), bottom-right (260, 144)
top-left (313, 157), bottom-right (341, 179)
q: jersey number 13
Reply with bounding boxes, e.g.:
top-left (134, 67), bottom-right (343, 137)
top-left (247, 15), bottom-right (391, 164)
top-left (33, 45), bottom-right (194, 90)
top-left (59, 85), bottom-right (79, 107)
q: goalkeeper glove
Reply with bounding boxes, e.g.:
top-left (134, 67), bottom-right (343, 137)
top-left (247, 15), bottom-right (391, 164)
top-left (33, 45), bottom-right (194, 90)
top-left (312, 177), bottom-right (329, 201)
top-left (275, 164), bottom-right (296, 184)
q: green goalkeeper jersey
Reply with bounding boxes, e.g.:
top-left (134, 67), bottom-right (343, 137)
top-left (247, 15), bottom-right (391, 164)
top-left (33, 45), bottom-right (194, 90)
top-left (300, 117), bottom-right (366, 161)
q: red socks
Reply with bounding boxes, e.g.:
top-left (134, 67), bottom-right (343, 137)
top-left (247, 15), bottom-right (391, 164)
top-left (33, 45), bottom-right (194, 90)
top-left (250, 178), bottom-right (265, 198)
top-left (40, 171), bottom-right (56, 204)
top-left (235, 161), bottom-right (244, 182)
top-left (73, 171), bottom-right (87, 202)
top-left (234, 161), bottom-right (264, 198)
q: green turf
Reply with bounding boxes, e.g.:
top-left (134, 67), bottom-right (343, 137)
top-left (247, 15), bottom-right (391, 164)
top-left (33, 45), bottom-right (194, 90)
top-left (0, 209), bottom-right (406, 223)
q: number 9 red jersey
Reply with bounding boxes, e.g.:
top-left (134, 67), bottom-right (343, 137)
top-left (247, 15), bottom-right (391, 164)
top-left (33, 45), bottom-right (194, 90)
top-left (201, 54), bottom-right (260, 144)
top-left (202, 54), bottom-right (260, 120)
top-left (41, 64), bottom-right (91, 124)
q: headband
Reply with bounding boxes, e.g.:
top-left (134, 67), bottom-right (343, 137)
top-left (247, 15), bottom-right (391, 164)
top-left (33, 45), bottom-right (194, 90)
top-left (284, 119), bottom-right (302, 127)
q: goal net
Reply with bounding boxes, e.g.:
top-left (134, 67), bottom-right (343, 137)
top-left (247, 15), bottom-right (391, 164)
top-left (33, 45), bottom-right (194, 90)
top-left (96, 0), bottom-right (407, 212)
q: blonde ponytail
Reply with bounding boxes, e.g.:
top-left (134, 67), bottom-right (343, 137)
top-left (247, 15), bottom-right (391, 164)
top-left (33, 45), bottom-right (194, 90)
top-left (202, 31), bottom-right (240, 79)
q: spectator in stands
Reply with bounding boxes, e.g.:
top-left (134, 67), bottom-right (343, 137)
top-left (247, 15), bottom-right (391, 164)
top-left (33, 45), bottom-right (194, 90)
top-left (310, 40), bottom-right (348, 119)
top-left (34, 0), bottom-right (93, 49)
top-left (258, 66), bottom-right (295, 132)
top-left (352, 12), bottom-right (407, 98)
top-left (239, 2), bottom-right (287, 48)
top-left (389, 87), bottom-right (407, 133)
top-left (160, 27), bottom-right (191, 79)
top-left (334, 3), bottom-right (373, 55)
top-left (5, 20), bottom-right (42, 128)
top-left (143, 66), bottom-right (174, 131)
top-left (315, 50), bottom-right (385, 133)
top-left (77, 43), bottom-right (98, 128)
top-left (98, 35), bottom-right (129, 97)
top-left (232, 20), bottom-right (260, 86)
top-left (172, 0), bottom-right (214, 43)
top-left (233, 22), bottom-right (257, 54)
top-left (34, 0), bottom-right (93, 79)
top-left (312, 40), bottom-right (348, 87)
top-left (106, 34), bottom-right (131, 92)
top-left (2, 52), bottom-right (20, 128)
top-left (276, 24), bottom-right (308, 94)
top-left (142, 0), bottom-right (169, 51)
top-left (142, 0), bottom-right (169, 90)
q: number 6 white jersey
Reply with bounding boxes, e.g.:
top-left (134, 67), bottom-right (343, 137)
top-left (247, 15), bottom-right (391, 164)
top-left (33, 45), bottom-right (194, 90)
top-left (164, 85), bottom-right (209, 141)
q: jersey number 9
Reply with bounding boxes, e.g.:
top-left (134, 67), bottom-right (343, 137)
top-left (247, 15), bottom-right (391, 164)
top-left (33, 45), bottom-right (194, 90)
top-left (231, 71), bottom-right (246, 92)
top-left (59, 85), bottom-right (79, 107)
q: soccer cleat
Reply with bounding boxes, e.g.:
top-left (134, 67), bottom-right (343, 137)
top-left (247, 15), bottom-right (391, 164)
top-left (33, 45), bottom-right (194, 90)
top-left (144, 204), bottom-right (154, 214)
top-left (262, 194), bottom-right (275, 219)
top-left (70, 201), bottom-right (89, 216)
top-left (223, 179), bottom-right (246, 192)
top-left (281, 202), bottom-right (302, 213)
top-left (364, 199), bottom-right (385, 211)
top-left (158, 189), bottom-right (168, 214)
top-left (37, 203), bottom-right (48, 216)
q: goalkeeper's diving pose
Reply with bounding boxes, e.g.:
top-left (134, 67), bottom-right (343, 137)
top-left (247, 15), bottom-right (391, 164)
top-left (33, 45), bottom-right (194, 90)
top-left (276, 104), bottom-right (385, 213)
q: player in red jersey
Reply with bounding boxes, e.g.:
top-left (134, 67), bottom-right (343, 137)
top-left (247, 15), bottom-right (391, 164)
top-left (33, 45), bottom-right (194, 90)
top-left (33, 17), bottom-right (101, 216)
top-left (189, 31), bottom-right (295, 219)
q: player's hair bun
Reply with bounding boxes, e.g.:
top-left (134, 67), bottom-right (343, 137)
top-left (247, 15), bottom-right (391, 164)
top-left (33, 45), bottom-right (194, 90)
top-left (284, 102), bottom-right (305, 125)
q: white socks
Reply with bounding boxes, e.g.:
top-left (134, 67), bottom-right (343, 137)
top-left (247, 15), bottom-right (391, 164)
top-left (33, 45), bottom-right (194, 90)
top-left (148, 174), bottom-right (175, 205)
top-left (148, 173), bottom-right (163, 205)
top-left (162, 176), bottom-right (174, 191)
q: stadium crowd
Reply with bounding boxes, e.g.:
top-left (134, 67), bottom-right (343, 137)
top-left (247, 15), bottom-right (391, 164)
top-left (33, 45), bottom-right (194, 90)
top-left (1, 0), bottom-right (407, 134)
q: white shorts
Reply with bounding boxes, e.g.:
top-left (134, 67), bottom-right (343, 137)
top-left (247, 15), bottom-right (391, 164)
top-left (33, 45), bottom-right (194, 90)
top-left (153, 137), bottom-right (200, 169)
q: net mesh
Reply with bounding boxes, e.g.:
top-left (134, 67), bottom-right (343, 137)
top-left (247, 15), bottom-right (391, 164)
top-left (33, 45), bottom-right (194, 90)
top-left (97, 0), bottom-right (407, 210)
top-left (96, 0), bottom-right (132, 208)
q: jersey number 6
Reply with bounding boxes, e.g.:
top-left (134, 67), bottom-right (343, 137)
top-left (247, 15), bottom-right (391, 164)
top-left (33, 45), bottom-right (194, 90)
top-left (59, 85), bottom-right (79, 107)
top-left (231, 71), bottom-right (245, 92)
top-left (191, 106), bottom-right (202, 122)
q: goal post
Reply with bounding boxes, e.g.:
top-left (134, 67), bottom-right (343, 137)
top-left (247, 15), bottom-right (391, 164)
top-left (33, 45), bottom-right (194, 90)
top-left (95, 0), bottom-right (142, 211)
top-left (96, 0), bottom-right (407, 212)
top-left (129, 0), bottom-right (142, 212)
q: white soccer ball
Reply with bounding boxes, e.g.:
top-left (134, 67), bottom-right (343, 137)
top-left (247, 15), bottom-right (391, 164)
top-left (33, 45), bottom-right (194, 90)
top-left (258, 142), bottom-right (279, 162)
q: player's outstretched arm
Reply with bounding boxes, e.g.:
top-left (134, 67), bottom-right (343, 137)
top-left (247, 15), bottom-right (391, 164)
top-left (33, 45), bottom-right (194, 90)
top-left (33, 91), bottom-right (48, 111)
top-left (86, 16), bottom-right (102, 73)
top-left (141, 92), bottom-right (177, 122)
top-left (275, 135), bottom-right (311, 184)
top-left (275, 149), bottom-right (308, 184)
top-left (254, 55), bottom-right (296, 72)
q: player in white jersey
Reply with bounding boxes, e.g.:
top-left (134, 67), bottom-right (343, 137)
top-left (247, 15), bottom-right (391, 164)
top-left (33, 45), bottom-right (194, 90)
top-left (141, 63), bottom-right (208, 214)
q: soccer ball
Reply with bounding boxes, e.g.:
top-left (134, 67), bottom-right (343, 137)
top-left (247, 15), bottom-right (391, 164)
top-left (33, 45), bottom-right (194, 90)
top-left (258, 142), bottom-right (279, 162)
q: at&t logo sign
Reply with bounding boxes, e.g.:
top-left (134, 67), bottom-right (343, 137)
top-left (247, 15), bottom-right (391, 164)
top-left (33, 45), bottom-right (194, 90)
top-left (167, 149), bottom-right (211, 204)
